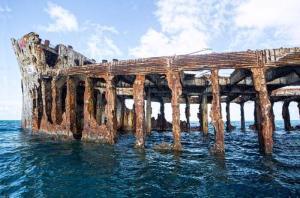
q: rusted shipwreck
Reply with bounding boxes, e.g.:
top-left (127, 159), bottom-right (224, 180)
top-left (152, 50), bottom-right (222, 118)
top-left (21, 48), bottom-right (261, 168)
top-left (12, 32), bottom-right (300, 154)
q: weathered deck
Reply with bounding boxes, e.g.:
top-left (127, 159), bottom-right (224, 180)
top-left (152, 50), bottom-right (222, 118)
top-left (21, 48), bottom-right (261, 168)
top-left (12, 32), bottom-right (300, 154)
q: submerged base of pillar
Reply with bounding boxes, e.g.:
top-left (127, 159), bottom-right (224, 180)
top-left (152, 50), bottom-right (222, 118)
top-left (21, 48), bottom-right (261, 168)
top-left (210, 144), bottom-right (225, 155)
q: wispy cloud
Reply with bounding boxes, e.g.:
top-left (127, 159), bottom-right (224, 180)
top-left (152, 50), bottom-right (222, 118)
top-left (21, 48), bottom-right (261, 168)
top-left (0, 5), bottom-right (11, 13)
top-left (40, 2), bottom-right (122, 60)
top-left (84, 23), bottom-right (122, 60)
top-left (42, 2), bottom-right (79, 32)
top-left (130, 0), bottom-right (237, 58)
top-left (234, 0), bottom-right (300, 47)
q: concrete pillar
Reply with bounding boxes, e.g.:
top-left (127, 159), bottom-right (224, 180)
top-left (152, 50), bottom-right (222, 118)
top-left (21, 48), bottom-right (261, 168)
top-left (240, 102), bottom-right (245, 131)
top-left (83, 77), bottom-right (94, 133)
top-left (282, 101), bottom-right (292, 131)
top-left (133, 75), bottom-right (145, 148)
top-left (159, 98), bottom-right (166, 131)
top-left (166, 70), bottom-right (182, 151)
top-left (146, 89), bottom-right (152, 134)
top-left (225, 101), bottom-right (234, 131)
top-left (201, 94), bottom-right (208, 135)
top-left (251, 67), bottom-right (273, 154)
top-left (105, 75), bottom-right (117, 144)
top-left (210, 69), bottom-right (224, 154)
top-left (185, 95), bottom-right (190, 131)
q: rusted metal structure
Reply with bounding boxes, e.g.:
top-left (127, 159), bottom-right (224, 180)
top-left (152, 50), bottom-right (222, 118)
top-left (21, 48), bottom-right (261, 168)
top-left (12, 32), bottom-right (300, 154)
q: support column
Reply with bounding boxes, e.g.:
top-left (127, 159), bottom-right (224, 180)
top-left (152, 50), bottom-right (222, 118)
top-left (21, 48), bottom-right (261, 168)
top-left (159, 98), bottom-right (166, 131)
top-left (83, 77), bottom-right (94, 132)
top-left (96, 90), bottom-right (103, 125)
top-left (226, 100), bottom-right (234, 131)
top-left (210, 69), bottom-right (224, 154)
top-left (198, 97), bottom-right (202, 132)
top-left (66, 77), bottom-right (76, 135)
top-left (133, 75), bottom-right (145, 148)
top-left (254, 98), bottom-right (261, 131)
top-left (201, 94), bottom-right (208, 135)
top-left (120, 97), bottom-right (125, 130)
top-left (105, 75), bottom-right (117, 144)
top-left (166, 70), bottom-right (182, 151)
top-left (282, 101), bottom-right (292, 131)
top-left (146, 89), bottom-right (152, 134)
top-left (240, 102), bottom-right (245, 131)
top-left (251, 67), bottom-right (273, 154)
top-left (185, 95), bottom-right (190, 131)
top-left (51, 77), bottom-right (58, 125)
top-left (270, 101), bottom-right (275, 131)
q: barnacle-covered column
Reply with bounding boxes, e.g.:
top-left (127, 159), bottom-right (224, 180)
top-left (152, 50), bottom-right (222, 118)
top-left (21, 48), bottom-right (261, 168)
top-left (201, 94), bottom-right (208, 134)
top-left (105, 75), bottom-right (117, 144)
top-left (210, 69), bottom-right (224, 154)
top-left (133, 74), bottom-right (145, 148)
top-left (226, 100), bottom-right (234, 131)
top-left (146, 88), bottom-right (152, 134)
top-left (251, 67), bottom-right (273, 154)
top-left (120, 97), bottom-right (125, 130)
top-left (282, 101), bottom-right (292, 131)
top-left (185, 95), bottom-right (190, 131)
top-left (166, 70), bottom-right (182, 151)
top-left (254, 98), bottom-right (261, 131)
top-left (240, 102), bottom-right (245, 131)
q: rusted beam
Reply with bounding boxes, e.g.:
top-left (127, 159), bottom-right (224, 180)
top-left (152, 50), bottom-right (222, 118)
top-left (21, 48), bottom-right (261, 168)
top-left (251, 67), bottom-right (273, 154)
top-left (210, 69), bottom-right (225, 154)
top-left (133, 74), bottom-right (145, 148)
top-left (166, 70), bottom-right (182, 151)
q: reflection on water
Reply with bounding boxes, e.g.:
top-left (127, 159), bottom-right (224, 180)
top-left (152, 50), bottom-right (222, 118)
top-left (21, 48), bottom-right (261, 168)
top-left (0, 120), bottom-right (299, 197)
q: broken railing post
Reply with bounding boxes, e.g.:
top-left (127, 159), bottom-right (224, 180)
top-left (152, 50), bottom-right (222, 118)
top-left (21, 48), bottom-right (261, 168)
top-left (146, 88), bottom-right (152, 134)
top-left (133, 74), bottom-right (145, 148)
top-left (201, 94), bottom-right (208, 135)
top-left (185, 95), bottom-right (190, 131)
top-left (166, 70), bottom-right (182, 151)
top-left (240, 102), bottom-right (245, 131)
top-left (251, 66), bottom-right (273, 154)
top-left (105, 75), bottom-right (117, 144)
top-left (282, 101), bottom-right (292, 131)
top-left (210, 69), bottom-right (225, 154)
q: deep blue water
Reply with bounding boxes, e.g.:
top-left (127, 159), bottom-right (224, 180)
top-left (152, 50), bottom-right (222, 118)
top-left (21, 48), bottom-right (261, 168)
top-left (0, 120), bottom-right (299, 197)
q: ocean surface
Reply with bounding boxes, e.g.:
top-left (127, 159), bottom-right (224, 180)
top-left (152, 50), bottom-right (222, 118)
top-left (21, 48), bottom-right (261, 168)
top-left (0, 120), bottom-right (299, 197)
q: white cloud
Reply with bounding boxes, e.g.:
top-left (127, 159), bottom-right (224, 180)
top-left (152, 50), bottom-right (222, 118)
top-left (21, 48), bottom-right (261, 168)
top-left (41, 3), bottom-right (122, 60)
top-left (130, 0), bottom-right (237, 58)
top-left (85, 23), bottom-right (122, 60)
top-left (0, 5), bottom-right (11, 13)
top-left (43, 2), bottom-right (78, 32)
top-left (233, 0), bottom-right (300, 47)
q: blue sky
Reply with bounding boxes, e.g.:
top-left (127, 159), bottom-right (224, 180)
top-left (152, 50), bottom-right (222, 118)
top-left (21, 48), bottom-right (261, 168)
top-left (1, 0), bottom-right (300, 121)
